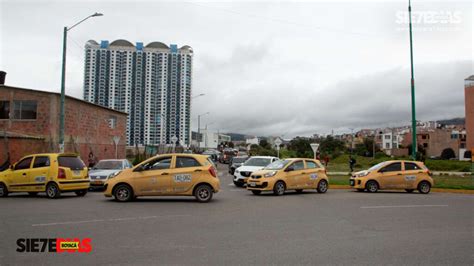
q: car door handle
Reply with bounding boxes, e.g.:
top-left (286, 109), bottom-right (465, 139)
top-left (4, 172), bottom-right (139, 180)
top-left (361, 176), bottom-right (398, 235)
top-left (301, 172), bottom-right (306, 174)
top-left (194, 169), bottom-right (202, 172)
top-left (161, 172), bottom-right (169, 175)
top-left (22, 173), bottom-right (27, 176)
top-left (397, 173), bottom-right (402, 175)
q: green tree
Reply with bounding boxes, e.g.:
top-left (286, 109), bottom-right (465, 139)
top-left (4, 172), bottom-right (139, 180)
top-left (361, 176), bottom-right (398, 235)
top-left (287, 137), bottom-right (313, 158)
top-left (319, 135), bottom-right (345, 158)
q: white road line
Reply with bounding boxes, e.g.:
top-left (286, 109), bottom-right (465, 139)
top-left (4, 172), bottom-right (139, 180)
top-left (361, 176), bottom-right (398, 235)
top-left (228, 183), bottom-right (234, 186)
top-left (32, 215), bottom-right (190, 227)
top-left (360, 204), bottom-right (448, 209)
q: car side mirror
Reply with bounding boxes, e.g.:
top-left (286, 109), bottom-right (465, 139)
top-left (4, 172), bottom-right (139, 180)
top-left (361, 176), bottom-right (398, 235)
top-left (285, 167), bottom-right (294, 172)
top-left (10, 164), bottom-right (14, 170)
top-left (379, 169), bottom-right (385, 173)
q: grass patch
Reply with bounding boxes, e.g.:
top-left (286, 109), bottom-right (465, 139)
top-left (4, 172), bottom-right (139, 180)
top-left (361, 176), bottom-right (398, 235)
top-left (328, 174), bottom-right (474, 190)
top-left (326, 154), bottom-right (473, 173)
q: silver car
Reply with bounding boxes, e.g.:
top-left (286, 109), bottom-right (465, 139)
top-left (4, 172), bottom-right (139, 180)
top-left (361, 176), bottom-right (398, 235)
top-left (89, 159), bottom-right (133, 190)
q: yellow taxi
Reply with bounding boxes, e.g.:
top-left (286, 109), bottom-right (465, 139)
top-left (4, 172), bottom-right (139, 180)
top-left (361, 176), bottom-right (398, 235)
top-left (0, 153), bottom-right (89, 198)
top-left (104, 153), bottom-right (220, 202)
top-left (246, 158), bottom-right (329, 196)
top-left (350, 160), bottom-right (434, 193)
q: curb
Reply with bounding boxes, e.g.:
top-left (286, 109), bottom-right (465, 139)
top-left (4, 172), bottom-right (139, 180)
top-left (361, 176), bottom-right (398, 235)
top-left (329, 185), bottom-right (474, 194)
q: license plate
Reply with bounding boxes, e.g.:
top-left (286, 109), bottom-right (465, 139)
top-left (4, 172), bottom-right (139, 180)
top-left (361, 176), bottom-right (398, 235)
top-left (92, 181), bottom-right (103, 185)
top-left (249, 182), bottom-right (256, 187)
top-left (73, 170), bottom-right (81, 176)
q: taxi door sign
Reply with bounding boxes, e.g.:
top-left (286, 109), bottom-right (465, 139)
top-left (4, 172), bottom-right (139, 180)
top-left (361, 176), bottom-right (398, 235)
top-left (174, 174), bottom-right (192, 183)
top-left (16, 238), bottom-right (92, 253)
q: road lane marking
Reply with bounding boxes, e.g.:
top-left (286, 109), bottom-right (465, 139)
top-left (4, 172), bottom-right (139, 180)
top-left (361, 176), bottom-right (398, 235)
top-left (32, 214), bottom-right (191, 227)
top-left (360, 204), bottom-right (448, 209)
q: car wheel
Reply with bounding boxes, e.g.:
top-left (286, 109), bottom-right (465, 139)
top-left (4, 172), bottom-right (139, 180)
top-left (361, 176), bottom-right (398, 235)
top-left (0, 183), bottom-right (8, 197)
top-left (75, 190), bottom-right (88, 197)
top-left (405, 189), bottom-right (415, 193)
top-left (113, 184), bottom-right (133, 202)
top-left (28, 192), bottom-right (38, 196)
top-left (366, 181), bottom-right (378, 193)
top-left (317, 180), bottom-right (328, 193)
top-left (295, 189), bottom-right (303, 193)
top-left (273, 181), bottom-right (286, 196)
top-left (194, 184), bottom-right (213, 203)
top-left (357, 189), bottom-right (365, 192)
top-left (251, 190), bottom-right (261, 195)
top-left (46, 183), bottom-right (61, 199)
top-left (233, 181), bottom-right (243, 187)
top-left (418, 181), bottom-right (431, 194)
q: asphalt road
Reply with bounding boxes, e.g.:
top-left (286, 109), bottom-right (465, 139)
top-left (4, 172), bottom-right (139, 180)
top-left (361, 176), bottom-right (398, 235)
top-left (1, 163), bottom-right (473, 265)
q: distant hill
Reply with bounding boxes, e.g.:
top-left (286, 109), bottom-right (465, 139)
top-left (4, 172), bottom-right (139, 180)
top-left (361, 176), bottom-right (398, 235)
top-left (438, 117), bottom-right (465, 126)
top-left (225, 133), bottom-right (247, 141)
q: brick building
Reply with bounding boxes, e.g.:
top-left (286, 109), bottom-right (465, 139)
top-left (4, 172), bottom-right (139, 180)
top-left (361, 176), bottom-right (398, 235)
top-left (465, 75), bottom-right (474, 154)
top-left (402, 127), bottom-right (466, 159)
top-left (0, 83), bottom-right (127, 164)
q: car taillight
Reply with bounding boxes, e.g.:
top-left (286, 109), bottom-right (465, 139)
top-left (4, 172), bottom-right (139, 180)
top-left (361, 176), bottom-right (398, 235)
top-left (58, 168), bottom-right (66, 179)
top-left (209, 166), bottom-right (217, 178)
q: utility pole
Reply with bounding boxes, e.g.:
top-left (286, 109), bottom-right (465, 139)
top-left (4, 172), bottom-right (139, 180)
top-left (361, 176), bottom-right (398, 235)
top-left (409, 0), bottom-right (417, 159)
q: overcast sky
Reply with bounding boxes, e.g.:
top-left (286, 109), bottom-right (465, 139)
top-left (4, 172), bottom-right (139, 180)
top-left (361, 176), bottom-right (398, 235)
top-left (1, 0), bottom-right (472, 138)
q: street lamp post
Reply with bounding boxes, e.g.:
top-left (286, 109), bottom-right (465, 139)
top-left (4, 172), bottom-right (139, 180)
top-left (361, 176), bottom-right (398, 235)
top-left (197, 112), bottom-right (209, 150)
top-left (408, 0), bottom-right (417, 160)
top-left (59, 12), bottom-right (103, 153)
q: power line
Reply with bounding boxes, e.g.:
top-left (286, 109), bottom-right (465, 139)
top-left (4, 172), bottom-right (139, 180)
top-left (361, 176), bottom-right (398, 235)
top-left (184, 2), bottom-right (375, 37)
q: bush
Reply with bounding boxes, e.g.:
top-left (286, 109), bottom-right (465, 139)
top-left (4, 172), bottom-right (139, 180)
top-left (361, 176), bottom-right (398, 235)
top-left (440, 148), bottom-right (456, 160)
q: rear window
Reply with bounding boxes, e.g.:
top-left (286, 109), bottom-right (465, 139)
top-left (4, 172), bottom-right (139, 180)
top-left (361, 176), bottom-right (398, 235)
top-left (58, 156), bottom-right (85, 170)
top-left (176, 157), bottom-right (202, 168)
top-left (405, 162), bottom-right (422, 171)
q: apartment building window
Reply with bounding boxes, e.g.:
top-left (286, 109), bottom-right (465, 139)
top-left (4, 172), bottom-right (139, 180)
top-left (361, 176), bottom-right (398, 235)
top-left (0, 101), bottom-right (9, 119)
top-left (13, 100), bottom-right (37, 120)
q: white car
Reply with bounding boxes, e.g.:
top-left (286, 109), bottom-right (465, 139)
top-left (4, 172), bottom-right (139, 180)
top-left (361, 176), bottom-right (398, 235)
top-left (233, 156), bottom-right (279, 187)
top-left (89, 159), bottom-right (133, 190)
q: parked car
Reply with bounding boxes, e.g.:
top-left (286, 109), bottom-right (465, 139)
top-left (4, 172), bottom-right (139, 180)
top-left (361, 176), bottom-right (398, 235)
top-left (0, 153), bottom-right (89, 198)
top-left (228, 156), bottom-right (249, 175)
top-left (246, 158), bottom-right (329, 196)
top-left (350, 160), bottom-right (433, 193)
top-left (233, 156), bottom-right (279, 187)
top-left (89, 159), bottom-right (133, 190)
top-left (104, 153), bottom-right (220, 202)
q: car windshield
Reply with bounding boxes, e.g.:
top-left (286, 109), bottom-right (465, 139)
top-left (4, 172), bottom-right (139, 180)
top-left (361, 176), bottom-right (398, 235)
top-left (368, 162), bottom-right (386, 172)
top-left (264, 160), bottom-right (290, 170)
top-left (243, 158), bottom-right (272, 167)
top-left (93, 160), bottom-right (123, 170)
top-left (232, 157), bottom-right (247, 163)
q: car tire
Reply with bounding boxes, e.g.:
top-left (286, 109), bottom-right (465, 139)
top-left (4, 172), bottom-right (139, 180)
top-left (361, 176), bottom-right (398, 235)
top-left (366, 180), bottom-right (378, 193)
top-left (356, 189), bottom-right (365, 192)
top-left (273, 181), bottom-right (286, 196)
top-left (0, 183), bottom-right (8, 197)
top-left (28, 192), bottom-right (38, 196)
top-left (418, 181), bottom-right (431, 194)
top-left (75, 190), bottom-right (88, 197)
top-left (317, 180), bottom-right (328, 193)
top-left (233, 181), bottom-right (243, 187)
top-left (295, 189), bottom-right (303, 193)
top-left (251, 190), bottom-right (261, 195)
top-left (46, 183), bottom-right (61, 199)
top-left (194, 184), bottom-right (213, 203)
top-left (405, 189), bottom-right (415, 193)
top-left (113, 184), bottom-right (133, 202)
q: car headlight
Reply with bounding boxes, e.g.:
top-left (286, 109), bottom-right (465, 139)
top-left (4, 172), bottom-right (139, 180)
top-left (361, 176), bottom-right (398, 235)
top-left (264, 171), bottom-right (277, 178)
top-left (356, 171), bottom-right (369, 178)
top-left (108, 171), bottom-right (122, 179)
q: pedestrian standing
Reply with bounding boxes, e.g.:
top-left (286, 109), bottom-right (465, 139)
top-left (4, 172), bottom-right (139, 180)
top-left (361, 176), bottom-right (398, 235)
top-left (88, 152), bottom-right (97, 168)
top-left (324, 155), bottom-right (330, 167)
top-left (349, 156), bottom-right (356, 172)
